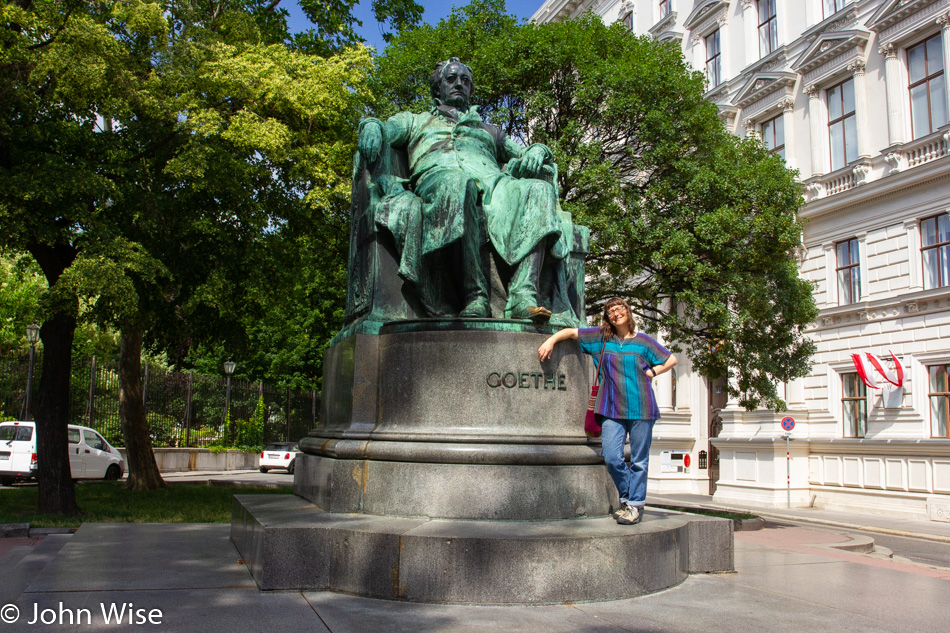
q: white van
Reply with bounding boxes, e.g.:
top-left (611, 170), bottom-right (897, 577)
top-left (0, 421), bottom-right (126, 485)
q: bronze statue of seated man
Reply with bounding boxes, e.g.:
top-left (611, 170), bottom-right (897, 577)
top-left (358, 57), bottom-right (574, 321)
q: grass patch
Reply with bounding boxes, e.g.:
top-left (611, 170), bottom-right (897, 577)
top-left (0, 481), bottom-right (292, 528)
top-left (659, 505), bottom-right (759, 521)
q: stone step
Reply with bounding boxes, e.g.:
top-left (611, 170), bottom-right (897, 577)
top-left (0, 534), bottom-right (72, 604)
top-left (231, 494), bottom-right (734, 605)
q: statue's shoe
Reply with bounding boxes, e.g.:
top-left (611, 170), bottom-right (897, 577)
top-left (459, 298), bottom-right (491, 318)
top-left (510, 305), bottom-right (552, 321)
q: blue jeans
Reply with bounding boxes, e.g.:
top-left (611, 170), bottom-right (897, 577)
top-left (601, 417), bottom-right (655, 508)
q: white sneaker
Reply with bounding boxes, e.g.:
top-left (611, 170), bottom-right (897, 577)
top-left (616, 505), bottom-right (640, 525)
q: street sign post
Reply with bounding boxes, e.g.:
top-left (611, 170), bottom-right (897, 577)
top-left (780, 416), bottom-right (795, 508)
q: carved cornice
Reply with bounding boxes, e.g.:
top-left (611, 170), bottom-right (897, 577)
top-left (868, 0), bottom-right (946, 34)
top-left (811, 287), bottom-right (950, 333)
top-left (870, 0), bottom-right (950, 47)
top-left (732, 71), bottom-right (798, 110)
top-left (649, 11), bottom-right (678, 37)
top-left (793, 30), bottom-right (870, 87)
top-left (683, 0), bottom-right (728, 33)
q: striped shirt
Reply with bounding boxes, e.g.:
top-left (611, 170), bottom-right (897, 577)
top-left (578, 328), bottom-right (671, 421)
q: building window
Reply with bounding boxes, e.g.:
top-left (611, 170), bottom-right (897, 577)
top-left (929, 365), bottom-right (950, 438)
top-left (823, 0), bottom-right (847, 18)
top-left (706, 29), bottom-right (721, 88)
top-left (921, 213), bottom-right (950, 289)
top-left (908, 35), bottom-right (948, 139)
top-left (761, 114), bottom-right (785, 159)
top-left (835, 238), bottom-right (860, 304)
top-left (622, 11), bottom-right (634, 30)
top-left (842, 372), bottom-right (867, 438)
top-left (758, 0), bottom-right (777, 56)
top-left (660, 0), bottom-right (671, 18)
top-left (828, 78), bottom-right (857, 171)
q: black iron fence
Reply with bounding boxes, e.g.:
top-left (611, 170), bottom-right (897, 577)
top-left (0, 353), bottom-right (318, 448)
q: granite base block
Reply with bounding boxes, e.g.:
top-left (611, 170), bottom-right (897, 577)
top-left (232, 494), bottom-right (734, 604)
top-left (293, 453), bottom-right (619, 520)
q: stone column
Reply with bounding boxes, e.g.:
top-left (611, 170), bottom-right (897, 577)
top-left (805, 84), bottom-right (826, 176)
top-left (741, 0), bottom-right (758, 66)
top-left (743, 117), bottom-right (758, 140)
top-left (938, 13), bottom-right (950, 120)
top-left (823, 243), bottom-right (837, 307)
top-left (880, 43), bottom-right (906, 146)
top-left (779, 97), bottom-right (796, 169)
top-left (691, 34), bottom-right (704, 75)
top-left (848, 59), bottom-right (870, 158)
top-left (904, 219), bottom-right (923, 291)
top-left (655, 370), bottom-right (674, 412)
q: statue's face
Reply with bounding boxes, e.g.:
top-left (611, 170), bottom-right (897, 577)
top-left (438, 62), bottom-right (473, 108)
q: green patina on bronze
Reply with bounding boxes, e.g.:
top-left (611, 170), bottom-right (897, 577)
top-left (341, 58), bottom-right (588, 340)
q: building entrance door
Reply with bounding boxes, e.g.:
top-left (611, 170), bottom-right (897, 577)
top-left (707, 378), bottom-right (727, 495)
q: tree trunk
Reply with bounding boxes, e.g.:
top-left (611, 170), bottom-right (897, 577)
top-left (30, 243), bottom-right (80, 516)
top-left (34, 312), bottom-right (81, 515)
top-left (119, 328), bottom-right (167, 490)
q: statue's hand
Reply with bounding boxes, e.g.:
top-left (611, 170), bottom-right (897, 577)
top-left (358, 121), bottom-right (383, 163)
top-left (519, 145), bottom-right (547, 179)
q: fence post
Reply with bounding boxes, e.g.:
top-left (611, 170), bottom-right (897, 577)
top-left (184, 370), bottom-right (194, 447)
top-left (143, 363), bottom-right (149, 407)
top-left (285, 387), bottom-right (291, 442)
top-left (312, 389), bottom-right (318, 428)
top-left (87, 356), bottom-right (97, 427)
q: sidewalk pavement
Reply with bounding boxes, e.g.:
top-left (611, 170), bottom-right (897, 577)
top-left (1, 473), bottom-right (948, 632)
top-left (646, 492), bottom-right (950, 543)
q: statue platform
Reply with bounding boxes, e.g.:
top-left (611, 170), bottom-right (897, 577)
top-left (231, 323), bottom-right (734, 603)
top-left (231, 493), bottom-right (733, 603)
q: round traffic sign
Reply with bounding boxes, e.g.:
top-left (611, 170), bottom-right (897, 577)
top-left (781, 416), bottom-right (795, 432)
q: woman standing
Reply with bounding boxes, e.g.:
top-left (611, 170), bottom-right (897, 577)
top-left (538, 297), bottom-right (677, 525)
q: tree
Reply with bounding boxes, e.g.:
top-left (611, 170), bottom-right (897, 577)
top-left (371, 1), bottom-right (817, 409)
top-left (0, 0), bottom-right (374, 503)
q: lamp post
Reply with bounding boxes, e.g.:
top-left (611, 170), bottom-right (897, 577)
top-left (223, 360), bottom-right (236, 427)
top-left (23, 323), bottom-right (40, 420)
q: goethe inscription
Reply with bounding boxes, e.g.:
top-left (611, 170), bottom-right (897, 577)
top-left (486, 371), bottom-right (567, 391)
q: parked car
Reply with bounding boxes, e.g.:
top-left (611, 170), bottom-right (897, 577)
top-left (259, 442), bottom-right (300, 474)
top-left (0, 420), bottom-right (126, 485)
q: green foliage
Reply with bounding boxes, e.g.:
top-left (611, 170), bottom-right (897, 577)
top-left (0, 0), bottom-right (380, 394)
top-left (373, 2), bottom-right (817, 409)
top-left (0, 254), bottom-right (45, 356)
top-left (211, 395), bottom-right (265, 452)
top-left (0, 481), bottom-right (291, 528)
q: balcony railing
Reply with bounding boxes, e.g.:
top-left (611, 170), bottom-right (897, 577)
top-left (885, 129), bottom-right (949, 174)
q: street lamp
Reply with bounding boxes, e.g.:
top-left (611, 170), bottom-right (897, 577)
top-left (223, 360), bottom-right (236, 426)
top-left (23, 323), bottom-right (40, 420)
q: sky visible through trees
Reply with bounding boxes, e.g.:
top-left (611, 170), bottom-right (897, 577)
top-left (283, 0), bottom-right (543, 51)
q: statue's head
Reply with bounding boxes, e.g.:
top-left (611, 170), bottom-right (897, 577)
top-left (429, 57), bottom-right (474, 108)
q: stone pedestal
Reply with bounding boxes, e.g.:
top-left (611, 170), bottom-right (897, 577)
top-left (233, 321), bottom-right (735, 603)
top-left (299, 321), bottom-right (616, 520)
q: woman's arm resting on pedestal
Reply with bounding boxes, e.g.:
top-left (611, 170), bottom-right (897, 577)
top-left (538, 328), bottom-right (579, 362)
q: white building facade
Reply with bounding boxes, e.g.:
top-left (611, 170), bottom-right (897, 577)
top-left (532, 0), bottom-right (950, 521)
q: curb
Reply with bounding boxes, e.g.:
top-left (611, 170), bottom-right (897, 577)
top-left (648, 496), bottom-right (950, 544)
top-left (0, 524), bottom-right (77, 538)
top-left (0, 523), bottom-right (29, 538)
top-left (648, 504), bottom-right (765, 531)
top-left (753, 511), bottom-right (950, 544)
